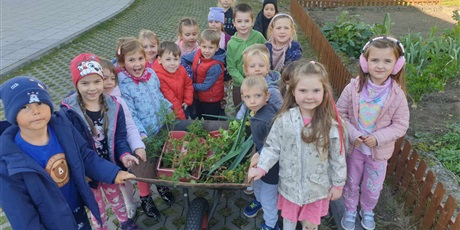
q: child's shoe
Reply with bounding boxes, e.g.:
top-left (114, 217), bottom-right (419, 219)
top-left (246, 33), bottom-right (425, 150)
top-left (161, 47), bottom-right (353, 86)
top-left (341, 210), bottom-right (357, 230)
top-left (243, 199), bottom-right (262, 218)
top-left (156, 185), bottom-right (175, 203)
top-left (244, 186), bottom-right (254, 195)
top-left (120, 218), bottom-right (138, 230)
top-left (359, 210), bottom-right (376, 230)
top-left (140, 195), bottom-right (161, 219)
top-left (260, 222), bottom-right (280, 230)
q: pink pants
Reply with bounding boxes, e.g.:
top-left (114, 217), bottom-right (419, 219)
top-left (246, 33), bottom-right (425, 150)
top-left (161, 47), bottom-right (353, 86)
top-left (343, 149), bottom-right (387, 212)
top-left (90, 183), bottom-right (128, 230)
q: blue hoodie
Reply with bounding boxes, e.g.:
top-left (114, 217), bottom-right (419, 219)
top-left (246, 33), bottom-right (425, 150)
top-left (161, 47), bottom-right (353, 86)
top-left (0, 113), bottom-right (120, 229)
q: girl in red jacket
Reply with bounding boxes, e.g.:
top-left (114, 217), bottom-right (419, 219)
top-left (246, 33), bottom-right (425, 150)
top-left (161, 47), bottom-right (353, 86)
top-left (153, 41), bottom-right (194, 120)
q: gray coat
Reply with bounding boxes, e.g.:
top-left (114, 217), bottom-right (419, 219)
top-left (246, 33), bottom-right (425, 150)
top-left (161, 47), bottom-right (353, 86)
top-left (257, 107), bottom-right (347, 206)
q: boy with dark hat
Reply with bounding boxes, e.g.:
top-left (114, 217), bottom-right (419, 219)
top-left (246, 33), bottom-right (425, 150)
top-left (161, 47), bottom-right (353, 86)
top-left (0, 76), bottom-right (135, 229)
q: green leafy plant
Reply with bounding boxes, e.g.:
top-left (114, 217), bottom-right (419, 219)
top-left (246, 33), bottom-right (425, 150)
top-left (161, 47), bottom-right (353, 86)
top-left (321, 11), bottom-right (374, 58)
top-left (371, 13), bottom-right (391, 35)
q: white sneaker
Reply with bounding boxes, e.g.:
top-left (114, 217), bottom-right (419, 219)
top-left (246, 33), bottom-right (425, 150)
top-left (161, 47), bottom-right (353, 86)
top-left (341, 210), bottom-right (356, 230)
top-left (359, 210), bottom-right (376, 230)
top-left (244, 186), bottom-right (254, 195)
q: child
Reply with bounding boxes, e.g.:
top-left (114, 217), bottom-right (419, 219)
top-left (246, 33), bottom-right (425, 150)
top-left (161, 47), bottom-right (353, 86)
top-left (176, 17), bottom-right (199, 57)
top-left (139, 29), bottom-right (159, 69)
top-left (61, 53), bottom-right (140, 230)
top-left (181, 29), bottom-right (226, 120)
top-left (236, 44), bottom-right (282, 119)
top-left (241, 77), bottom-right (280, 230)
top-left (208, 7), bottom-right (231, 50)
top-left (153, 41), bottom-right (194, 120)
top-left (115, 38), bottom-right (175, 219)
top-left (226, 3), bottom-right (266, 114)
top-left (266, 13), bottom-right (303, 72)
top-left (0, 76), bottom-right (135, 230)
top-left (100, 58), bottom-right (148, 220)
top-left (218, 0), bottom-right (236, 36)
top-left (254, 0), bottom-right (278, 39)
top-left (279, 60), bottom-right (302, 97)
top-left (248, 61), bottom-right (347, 230)
top-left (337, 36), bottom-right (409, 230)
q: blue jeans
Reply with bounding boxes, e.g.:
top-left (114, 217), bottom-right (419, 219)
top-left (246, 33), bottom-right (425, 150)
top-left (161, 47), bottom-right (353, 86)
top-left (253, 179), bottom-right (279, 228)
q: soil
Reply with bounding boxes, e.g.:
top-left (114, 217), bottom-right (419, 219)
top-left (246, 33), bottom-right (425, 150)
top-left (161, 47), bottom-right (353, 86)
top-left (307, 4), bottom-right (460, 216)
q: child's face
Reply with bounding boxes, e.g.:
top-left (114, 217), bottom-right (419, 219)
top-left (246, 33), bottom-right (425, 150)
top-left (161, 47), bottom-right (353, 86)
top-left (263, 4), bottom-right (276, 19)
top-left (219, 0), bottom-right (232, 10)
top-left (77, 74), bottom-right (104, 104)
top-left (367, 46), bottom-right (397, 85)
top-left (244, 55), bottom-right (269, 77)
top-left (122, 50), bottom-right (146, 78)
top-left (242, 86), bottom-right (270, 113)
top-left (142, 38), bottom-right (158, 63)
top-left (103, 68), bottom-right (117, 94)
top-left (208, 20), bottom-right (223, 31)
top-left (294, 74), bottom-right (324, 117)
top-left (16, 102), bottom-right (51, 132)
top-left (180, 25), bottom-right (199, 45)
top-left (233, 12), bottom-right (254, 38)
top-left (200, 39), bottom-right (219, 59)
top-left (158, 51), bottom-right (181, 74)
top-left (271, 18), bottom-right (293, 45)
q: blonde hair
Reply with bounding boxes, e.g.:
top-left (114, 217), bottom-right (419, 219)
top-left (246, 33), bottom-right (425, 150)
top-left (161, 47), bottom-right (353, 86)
top-left (241, 76), bottom-right (269, 95)
top-left (115, 37), bottom-right (145, 65)
top-left (217, 0), bottom-right (234, 8)
top-left (242, 44), bottom-right (270, 72)
top-left (267, 13), bottom-right (297, 40)
top-left (177, 17), bottom-right (199, 37)
top-left (139, 29), bottom-right (160, 47)
top-left (359, 35), bottom-right (406, 94)
top-left (201, 29), bottom-right (221, 46)
top-left (278, 61), bottom-right (342, 160)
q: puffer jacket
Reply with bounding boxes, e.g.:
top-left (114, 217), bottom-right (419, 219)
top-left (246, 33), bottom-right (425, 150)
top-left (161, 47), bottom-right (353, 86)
top-left (336, 77), bottom-right (410, 160)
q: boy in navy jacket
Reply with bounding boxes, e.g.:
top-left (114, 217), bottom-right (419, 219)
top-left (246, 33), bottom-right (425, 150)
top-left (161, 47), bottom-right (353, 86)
top-left (0, 76), bottom-right (135, 230)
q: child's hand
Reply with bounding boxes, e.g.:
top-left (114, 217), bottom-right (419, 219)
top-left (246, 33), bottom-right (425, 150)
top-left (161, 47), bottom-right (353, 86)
top-left (363, 135), bottom-right (377, 148)
top-left (250, 153), bottom-right (260, 168)
top-left (134, 148), bottom-right (147, 162)
top-left (141, 133), bottom-right (148, 140)
top-left (328, 187), bottom-right (343, 201)
top-left (182, 103), bottom-right (188, 111)
top-left (121, 154), bottom-right (139, 168)
top-left (248, 167), bottom-right (263, 181)
top-left (114, 170), bottom-right (136, 184)
top-left (354, 136), bottom-right (364, 147)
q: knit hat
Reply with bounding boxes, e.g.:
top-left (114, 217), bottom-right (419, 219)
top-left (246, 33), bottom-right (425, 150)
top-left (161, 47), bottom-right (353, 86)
top-left (263, 0), bottom-right (278, 13)
top-left (70, 53), bottom-right (104, 86)
top-left (208, 7), bottom-right (225, 24)
top-left (0, 76), bottom-right (54, 125)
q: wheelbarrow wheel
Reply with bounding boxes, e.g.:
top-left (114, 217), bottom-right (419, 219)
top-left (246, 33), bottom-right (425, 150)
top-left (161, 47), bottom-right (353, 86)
top-left (185, 197), bottom-right (209, 230)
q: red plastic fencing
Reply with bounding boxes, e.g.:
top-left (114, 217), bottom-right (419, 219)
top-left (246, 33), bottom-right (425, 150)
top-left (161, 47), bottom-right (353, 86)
top-left (387, 138), bottom-right (459, 229)
top-left (297, 0), bottom-right (442, 8)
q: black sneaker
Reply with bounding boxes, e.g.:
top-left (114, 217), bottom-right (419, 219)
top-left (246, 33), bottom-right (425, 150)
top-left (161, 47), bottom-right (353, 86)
top-left (156, 185), bottom-right (175, 203)
top-left (140, 195), bottom-right (161, 219)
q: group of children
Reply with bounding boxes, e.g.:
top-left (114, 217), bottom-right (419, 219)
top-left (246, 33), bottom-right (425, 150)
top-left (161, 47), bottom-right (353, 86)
top-left (0, 0), bottom-right (410, 229)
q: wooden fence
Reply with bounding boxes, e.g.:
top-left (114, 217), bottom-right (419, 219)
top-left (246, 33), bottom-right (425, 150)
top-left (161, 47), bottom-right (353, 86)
top-left (290, 0), bottom-right (352, 95)
top-left (387, 138), bottom-right (459, 229)
top-left (297, 0), bottom-right (442, 8)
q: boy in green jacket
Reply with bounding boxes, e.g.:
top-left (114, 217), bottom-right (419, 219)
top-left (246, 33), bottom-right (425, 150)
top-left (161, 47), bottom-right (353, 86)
top-left (226, 3), bottom-right (266, 116)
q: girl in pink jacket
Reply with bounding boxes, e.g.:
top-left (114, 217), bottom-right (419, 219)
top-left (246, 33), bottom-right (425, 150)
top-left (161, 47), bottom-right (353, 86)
top-left (337, 36), bottom-right (410, 230)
